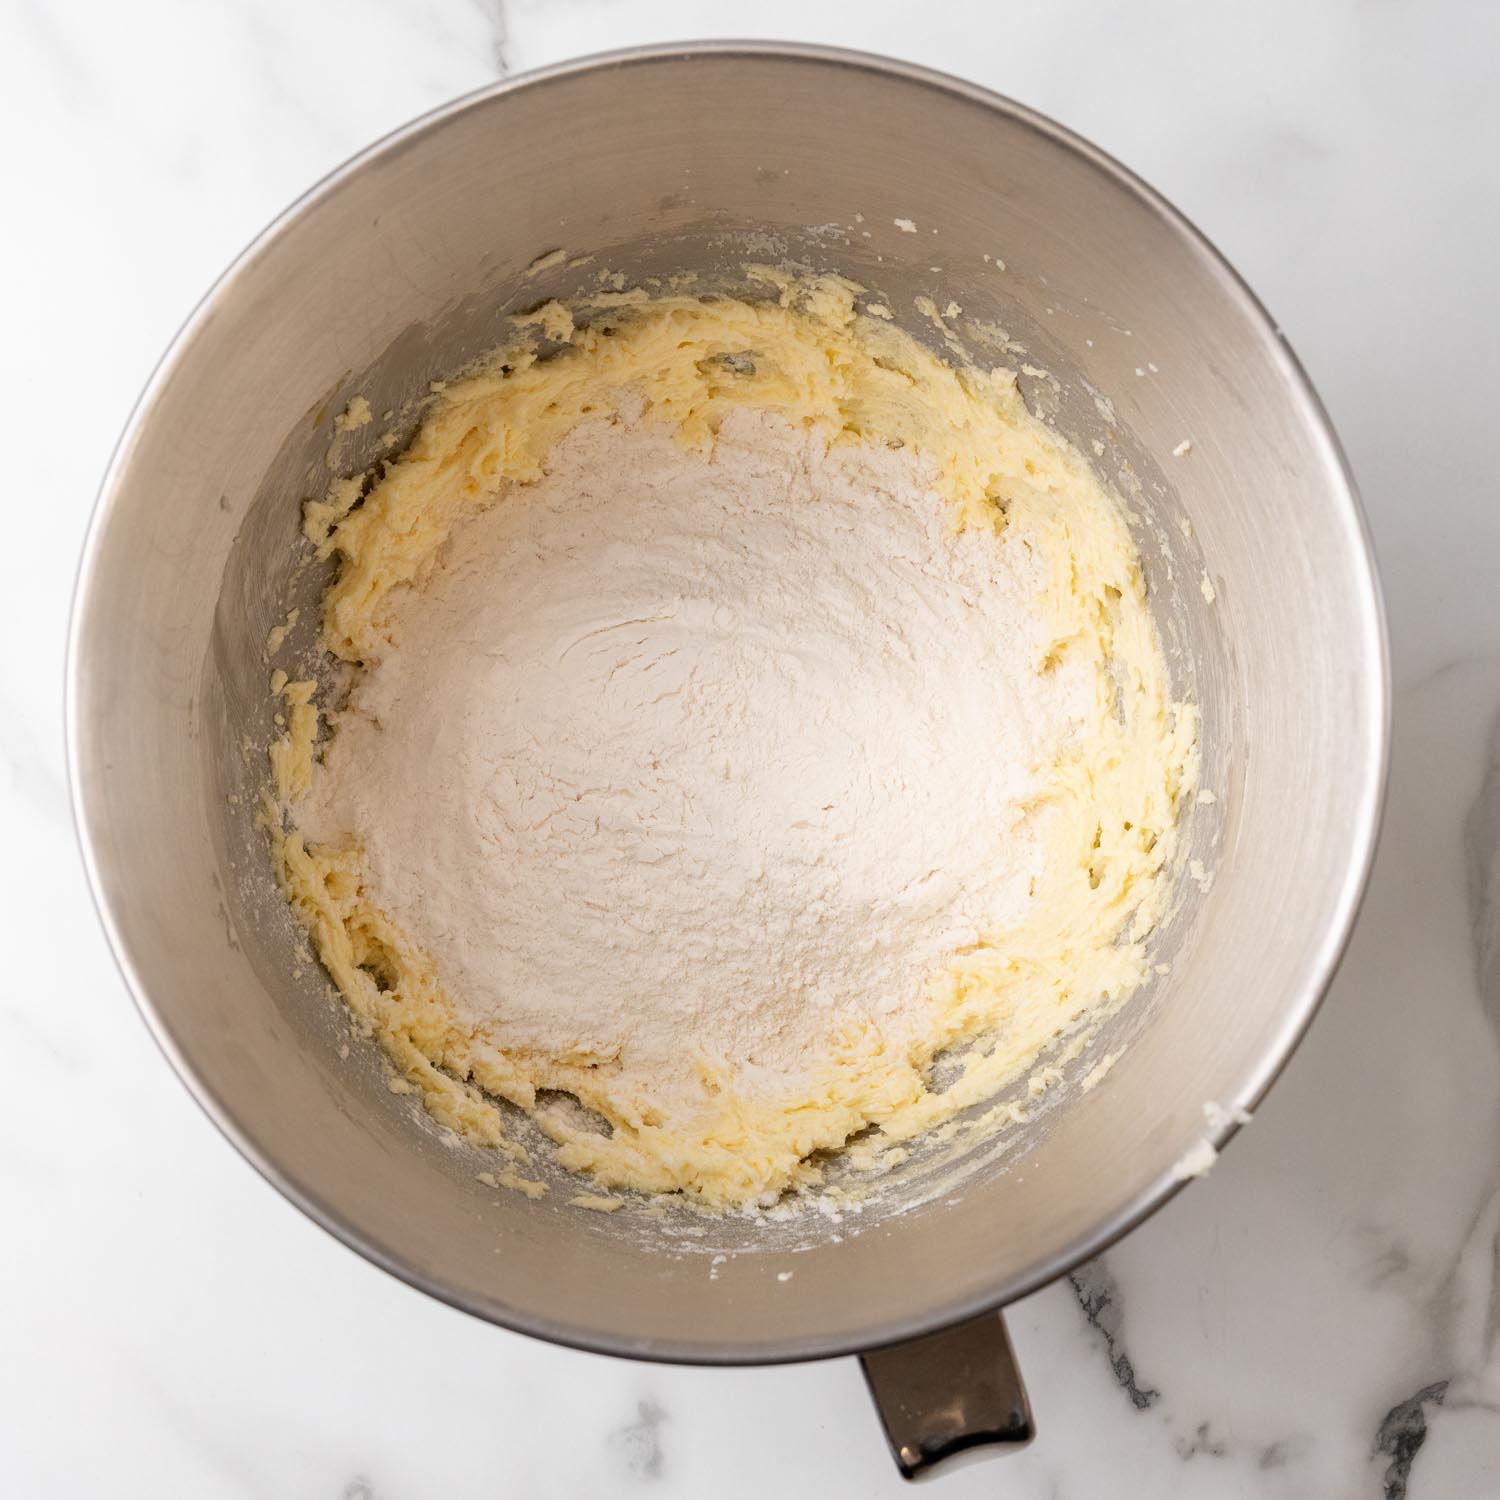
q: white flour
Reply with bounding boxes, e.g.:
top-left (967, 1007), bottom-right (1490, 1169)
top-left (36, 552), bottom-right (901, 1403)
top-left (303, 406), bottom-right (1090, 1109)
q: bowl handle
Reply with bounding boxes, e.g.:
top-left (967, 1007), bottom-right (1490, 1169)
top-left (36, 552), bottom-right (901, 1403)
top-left (860, 1310), bottom-right (1034, 1480)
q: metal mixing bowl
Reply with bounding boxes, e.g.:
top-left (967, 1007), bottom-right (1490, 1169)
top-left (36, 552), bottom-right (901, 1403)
top-left (67, 43), bottom-right (1387, 1475)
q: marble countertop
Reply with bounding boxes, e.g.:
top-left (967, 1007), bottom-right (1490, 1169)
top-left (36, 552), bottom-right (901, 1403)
top-left (6, 1), bottom-right (1500, 1494)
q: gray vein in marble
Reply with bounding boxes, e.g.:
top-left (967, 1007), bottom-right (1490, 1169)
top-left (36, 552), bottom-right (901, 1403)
top-left (8, 1), bottom-right (117, 120)
top-left (1374, 1379), bottom-right (1448, 1500)
top-left (1173, 1421), bottom-right (1227, 1461)
top-left (1465, 705), bottom-right (1500, 1024)
top-left (1068, 1259), bottom-right (1160, 1411)
top-left (1359, 1228), bottom-right (1416, 1290)
top-left (240, 8), bottom-right (360, 161)
top-left (1436, 1181), bottom-right (1500, 1411)
top-left (0, 688), bottom-right (71, 828)
top-left (1255, 1434), bottom-right (1311, 1469)
top-left (471, 0), bottom-right (512, 75)
top-left (608, 1397), bottom-right (667, 1481)
top-left (1421, 701), bottom-right (1500, 1413)
top-left (0, 998), bottom-right (93, 1074)
top-left (121, 1349), bottom-right (269, 1491)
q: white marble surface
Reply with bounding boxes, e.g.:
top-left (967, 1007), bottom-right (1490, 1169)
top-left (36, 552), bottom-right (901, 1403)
top-left (5, 1), bottom-right (1500, 1494)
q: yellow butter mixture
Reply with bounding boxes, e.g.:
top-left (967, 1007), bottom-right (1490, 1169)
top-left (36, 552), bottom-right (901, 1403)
top-left (262, 270), bottom-right (1197, 1210)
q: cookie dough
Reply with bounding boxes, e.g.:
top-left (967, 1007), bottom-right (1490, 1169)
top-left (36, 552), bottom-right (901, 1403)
top-left (264, 269), bottom-right (1196, 1209)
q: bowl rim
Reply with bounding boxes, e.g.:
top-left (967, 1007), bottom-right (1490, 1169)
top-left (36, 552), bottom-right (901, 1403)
top-left (66, 38), bottom-right (1391, 1367)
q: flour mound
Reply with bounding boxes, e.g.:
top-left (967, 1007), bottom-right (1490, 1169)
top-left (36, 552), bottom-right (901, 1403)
top-left (302, 406), bottom-right (1088, 1113)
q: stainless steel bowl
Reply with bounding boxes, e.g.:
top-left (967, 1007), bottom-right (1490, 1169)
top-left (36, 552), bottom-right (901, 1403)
top-left (67, 43), bottom-right (1387, 1476)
